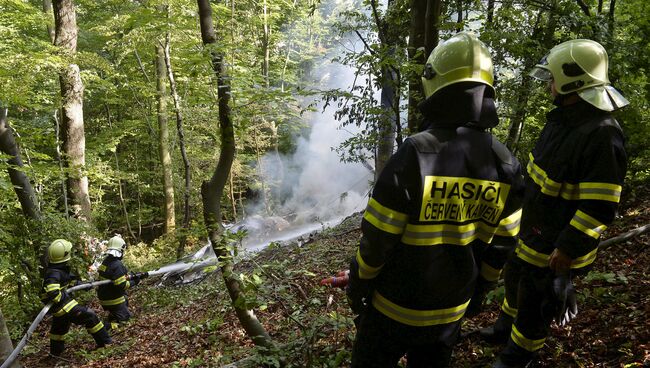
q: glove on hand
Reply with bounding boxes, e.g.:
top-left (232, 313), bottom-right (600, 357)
top-left (552, 274), bottom-right (578, 326)
top-left (128, 272), bottom-right (142, 286)
top-left (345, 285), bottom-right (368, 315)
top-left (465, 278), bottom-right (497, 318)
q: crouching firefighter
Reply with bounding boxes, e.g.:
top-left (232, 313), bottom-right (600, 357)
top-left (97, 235), bottom-right (147, 330)
top-left (346, 32), bottom-right (525, 368)
top-left (41, 239), bottom-right (112, 356)
top-left (480, 39), bottom-right (628, 368)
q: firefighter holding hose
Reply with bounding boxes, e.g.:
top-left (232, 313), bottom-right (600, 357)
top-left (40, 239), bottom-right (112, 357)
top-left (96, 235), bottom-right (147, 331)
top-left (345, 32), bottom-right (525, 367)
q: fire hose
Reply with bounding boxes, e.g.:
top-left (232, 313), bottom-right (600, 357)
top-left (1, 256), bottom-right (217, 368)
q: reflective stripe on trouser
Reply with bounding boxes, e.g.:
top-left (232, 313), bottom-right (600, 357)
top-left (371, 291), bottom-right (469, 327)
top-left (103, 300), bottom-right (132, 323)
top-left (50, 303), bottom-right (111, 354)
top-left (99, 295), bottom-right (126, 306)
top-left (351, 304), bottom-right (458, 368)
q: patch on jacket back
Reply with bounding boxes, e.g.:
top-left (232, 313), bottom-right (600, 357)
top-left (420, 176), bottom-right (510, 224)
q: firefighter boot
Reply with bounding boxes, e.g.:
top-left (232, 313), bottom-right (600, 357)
top-left (492, 339), bottom-right (535, 368)
top-left (480, 313), bottom-right (513, 344)
top-left (91, 325), bottom-right (113, 348)
top-left (50, 339), bottom-right (65, 357)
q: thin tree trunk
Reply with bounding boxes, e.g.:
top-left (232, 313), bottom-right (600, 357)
top-left (229, 173), bottom-right (237, 222)
top-left (163, 34), bottom-right (191, 259)
top-left (407, 0), bottom-right (427, 132)
top-left (42, 0), bottom-right (55, 42)
top-left (105, 105), bottom-right (136, 239)
top-left (197, 0), bottom-right (272, 348)
top-left (0, 108), bottom-right (40, 220)
top-left (155, 43), bottom-right (176, 234)
top-left (53, 0), bottom-right (91, 222)
top-left (487, 0), bottom-right (495, 23)
top-left (262, 0), bottom-right (270, 88)
top-left (424, 0), bottom-right (441, 58)
top-left (252, 127), bottom-right (270, 215)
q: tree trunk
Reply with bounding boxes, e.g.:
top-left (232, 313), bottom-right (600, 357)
top-left (53, 0), bottom-right (91, 222)
top-left (424, 0), bottom-right (441, 59)
top-left (0, 308), bottom-right (21, 368)
top-left (0, 108), bottom-right (40, 220)
top-left (197, 0), bottom-right (272, 348)
top-left (407, 0), bottom-right (427, 132)
top-left (155, 43), bottom-right (176, 234)
top-left (42, 0), bottom-right (55, 42)
top-left (487, 0), bottom-right (495, 23)
top-left (163, 34), bottom-right (191, 259)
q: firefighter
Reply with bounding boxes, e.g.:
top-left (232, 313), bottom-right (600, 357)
top-left (41, 239), bottom-right (112, 356)
top-left (97, 235), bottom-right (145, 330)
top-left (481, 39), bottom-right (628, 368)
top-left (346, 32), bottom-right (525, 368)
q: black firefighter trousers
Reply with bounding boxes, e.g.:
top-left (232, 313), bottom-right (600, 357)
top-left (49, 304), bottom-right (111, 356)
top-left (351, 305), bottom-right (459, 368)
top-left (102, 300), bottom-right (132, 330)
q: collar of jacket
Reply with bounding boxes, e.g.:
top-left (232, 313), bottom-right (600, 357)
top-left (49, 262), bottom-right (70, 272)
top-left (546, 100), bottom-right (607, 128)
top-left (417, 82), bottom-right (498, 132)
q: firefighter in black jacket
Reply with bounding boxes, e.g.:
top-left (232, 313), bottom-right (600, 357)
top-left (97, 236), bottom-right (144, 330)
top-left (41, 239), bottom-right (112, 356)
top-left (481, 39), bottom-right (628, 368)
top-left (346, 32), bottom-right (525, 368)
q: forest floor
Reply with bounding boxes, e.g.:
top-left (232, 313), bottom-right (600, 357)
top-left (20, 185), bottom-right (650, 368)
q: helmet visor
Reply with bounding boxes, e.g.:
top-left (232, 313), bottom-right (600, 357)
top-left (578, 85), bottom-right (630, 112)
top-left (529, 66), bottom-right (553, 82)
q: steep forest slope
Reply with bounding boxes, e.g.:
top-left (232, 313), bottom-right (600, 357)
top-left (20, 186), bottom-right (649, 368)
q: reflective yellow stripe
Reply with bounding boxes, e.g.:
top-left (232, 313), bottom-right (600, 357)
top-left (480, 262), bottom-right (501, 282)
top-left (516, 240), bottom-right (598, 269)
top-left (560, 182), bottom-right (622, 202)
top-left (44, 283), bottom-right (61, 292)
top-left (53, 300), bottom-right (78, 317)
top-left (99, 296), bottom-right (126, 306)
top-left (570, 210), bottom-right (607, 239)
top-left (527, 154), bottom-right (561, 196)
top-left (401, 222), bottom-right (496, 246)
top-left (49, 333), bottom-right (66, 341)
top-left (125, 280), bottom-right (131, 290)
top-left (501, 295), bottom-right (517, 317)
top-left (98, 265), bottom-right (107, 271)
top-left (88, 321), bottom-right (104, 334)
top-left (515, 240), bottom-right (550, 268)
top-left (52, 292), bottom-right (62, 304)
top-left (511, 325), bottom-right (545, 352)
top-left (571, 247), bottom-right (598, 269)
top-left (113, 275), bottom-right (127, 285)
top-left (363, 198), bottom-right (408, 235)
top-left (356, 248), bottom-right (383, 280)
top-left (372, 291), bottom-right (469, 327)
top-left (494, 209), bottom-right (522, 237)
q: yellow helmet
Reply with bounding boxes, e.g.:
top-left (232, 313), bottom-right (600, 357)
top-left (421, 32), bottom-right (494, 99)
top-left (106, 236), bottom-right (126, 257)
top-left (48, 239), bottom-right (73, 264)
top-left (529, 39), bottom-right (629, 111)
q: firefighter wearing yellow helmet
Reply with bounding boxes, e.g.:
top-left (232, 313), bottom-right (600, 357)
top-left (97, 235), bottom-right (146, 331)
top-left (41, 239), bottom-right (112, 356)
top-left (482, 39), bottom-right (628, 368)
top-left (346, 32), bottom-right (525, 367)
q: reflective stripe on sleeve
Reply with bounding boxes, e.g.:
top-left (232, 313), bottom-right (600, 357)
top-left (570, 210), bottom-right (607, 239)
top-left (44, 283), bottom-right (61, 292)
top-left (99, 296), bottom-right (126, 306)
top-left (501, 296), bottom-right (518, 318)
top-left (401, 222), bottom-right (497, 246)
top-left (53, 300), bottom-right (78, 317)
top-left (113, 275), bottom-right (127, 285)
top-left (480, 262), bottom-right (501, 282)
top-left (363, 198), bottom-right (408, 235)
top-left (372, 291), bottom-right (469, 327)
top-left (527, 154), bottom-right (561, 197)
top-left (516, 240), bottom-right (598, 269)
top-left (88, 321), bottom-right (105, 334)
top-left (494, 209), bottom-right (522, 237)
top-left (560, 182), bottom-right (622, 202)
top-left (511, 325), bottom-right (545, 352)
top-left (356, 248), bottom-right (383, 280)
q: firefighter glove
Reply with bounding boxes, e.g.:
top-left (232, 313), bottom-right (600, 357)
top-left (128, 272), bottom-right (142, 286)
top-left (552, 274), bottom-right (578, 326)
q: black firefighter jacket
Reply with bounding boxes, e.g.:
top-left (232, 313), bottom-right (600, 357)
top-left (97, 256), bottom-right (135, 307)
top-left (349, 84), bottom-right (525, 328)
top-left (41, 264), bottom-right (79, 317)
top-left (515, 101), bottom-right (627, 271)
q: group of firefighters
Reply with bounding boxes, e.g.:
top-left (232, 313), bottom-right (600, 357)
top-left (40, 236), bottom-right (144, 356)
top-left (345, 33), bottom-right (627, 367)
top-left (36, 33), bottom-right (627, 368)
